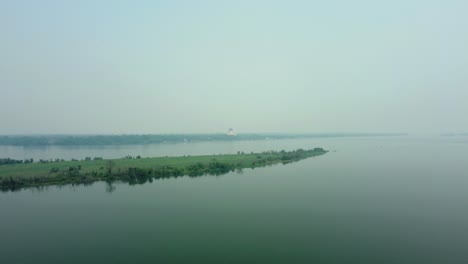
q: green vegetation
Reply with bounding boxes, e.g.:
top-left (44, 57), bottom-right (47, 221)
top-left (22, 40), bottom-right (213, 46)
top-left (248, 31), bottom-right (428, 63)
top-left (0, 148), bottom-right (327, 191)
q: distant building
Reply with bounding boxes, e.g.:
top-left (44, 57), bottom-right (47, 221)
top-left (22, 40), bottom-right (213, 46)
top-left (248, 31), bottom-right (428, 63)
top-left (227, 128), bottom-right (237, 136)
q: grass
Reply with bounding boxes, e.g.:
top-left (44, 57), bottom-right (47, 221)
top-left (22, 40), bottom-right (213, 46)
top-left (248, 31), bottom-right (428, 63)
top-left (0, 148), bottom-right (327, 191)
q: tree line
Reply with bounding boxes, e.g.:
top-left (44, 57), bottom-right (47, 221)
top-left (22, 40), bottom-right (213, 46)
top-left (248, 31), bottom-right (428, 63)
top-left (0, 134), bottom-right (313, 146)
top-left (0, 158), bottom-right (34, 165)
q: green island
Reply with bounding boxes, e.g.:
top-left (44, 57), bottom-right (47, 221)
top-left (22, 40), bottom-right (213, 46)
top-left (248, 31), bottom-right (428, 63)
top-left (0, 148), bottom-right (327, 191)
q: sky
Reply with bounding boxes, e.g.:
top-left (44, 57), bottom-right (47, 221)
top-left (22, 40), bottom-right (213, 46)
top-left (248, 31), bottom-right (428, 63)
top-left (1, 0), bottom-right (467, 134)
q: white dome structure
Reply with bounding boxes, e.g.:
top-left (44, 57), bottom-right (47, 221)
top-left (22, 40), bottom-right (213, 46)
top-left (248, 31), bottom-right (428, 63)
top-left (227, 128), bottom-right (237, 136)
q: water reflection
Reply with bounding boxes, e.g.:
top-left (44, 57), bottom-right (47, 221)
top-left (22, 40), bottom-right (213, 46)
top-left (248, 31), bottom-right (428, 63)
top-left (105, 182), bottom-right (116, 193)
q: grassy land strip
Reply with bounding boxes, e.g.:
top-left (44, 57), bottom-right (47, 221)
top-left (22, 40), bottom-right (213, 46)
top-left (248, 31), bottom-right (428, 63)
top-left (0, 148), bottom-right (327, 191)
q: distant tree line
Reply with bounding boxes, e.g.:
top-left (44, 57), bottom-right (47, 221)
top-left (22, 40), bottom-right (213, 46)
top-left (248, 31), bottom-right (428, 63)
top-left (0, 134), bottom-right (361, 146)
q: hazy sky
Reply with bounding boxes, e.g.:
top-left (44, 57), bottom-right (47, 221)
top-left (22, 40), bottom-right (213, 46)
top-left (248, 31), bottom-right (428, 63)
top-left (1, 0), bottom-right (467, 134)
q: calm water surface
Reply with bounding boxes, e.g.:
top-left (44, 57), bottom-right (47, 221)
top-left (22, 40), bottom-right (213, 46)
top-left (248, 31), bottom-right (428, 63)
top-left (1, 136), bottom-right (468, 263)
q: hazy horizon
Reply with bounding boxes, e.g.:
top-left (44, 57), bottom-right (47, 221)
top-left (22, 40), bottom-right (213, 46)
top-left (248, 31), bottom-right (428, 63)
top-left (2, 0), bottom-right (467, 134)
top-left (0, 132), bottom-right (409, 136)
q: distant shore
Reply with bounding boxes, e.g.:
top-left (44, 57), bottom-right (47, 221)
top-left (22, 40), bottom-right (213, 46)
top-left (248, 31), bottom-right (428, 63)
top-left (0, 148), bottom-right (327, 191)
top-left (0, 133), bottom-right (407, 146)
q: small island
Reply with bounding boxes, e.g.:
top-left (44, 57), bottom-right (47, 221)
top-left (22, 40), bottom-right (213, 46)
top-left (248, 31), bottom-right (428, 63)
top-left (0, 148), bottom-right (327, 191)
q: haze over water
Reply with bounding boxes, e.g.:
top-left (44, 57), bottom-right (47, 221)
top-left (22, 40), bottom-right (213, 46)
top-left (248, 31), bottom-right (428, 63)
top-left (2, 136), bottom-right (468, 263)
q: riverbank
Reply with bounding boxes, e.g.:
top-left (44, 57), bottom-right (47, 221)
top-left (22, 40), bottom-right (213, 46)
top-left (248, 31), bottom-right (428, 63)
top-left (0, 148), bottom-right (327, 191)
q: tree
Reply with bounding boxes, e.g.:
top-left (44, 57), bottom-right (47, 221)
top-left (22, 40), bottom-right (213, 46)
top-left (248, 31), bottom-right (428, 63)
top-left (105, 160), bottom-right (115, 176)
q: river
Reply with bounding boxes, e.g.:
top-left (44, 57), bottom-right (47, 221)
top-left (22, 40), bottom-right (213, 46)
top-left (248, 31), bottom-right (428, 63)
top-left (1, 135), bottom-right (467, 263)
